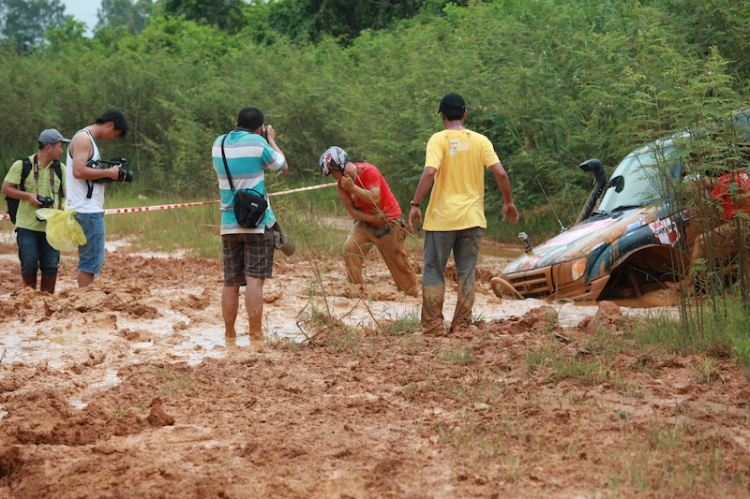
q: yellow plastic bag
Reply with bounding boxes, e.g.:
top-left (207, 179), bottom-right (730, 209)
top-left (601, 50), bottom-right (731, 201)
top-left (37, 208), bottom-right (87, 251)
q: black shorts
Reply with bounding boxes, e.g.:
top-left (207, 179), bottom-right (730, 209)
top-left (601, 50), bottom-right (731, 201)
top-left (222, 228), bottom-right (274, 286)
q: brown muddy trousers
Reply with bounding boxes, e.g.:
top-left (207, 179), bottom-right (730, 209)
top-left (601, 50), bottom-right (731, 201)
top-left (421, 227), bottom-right (483, 335)
top-left (344, 219), bottom-right (418, 296)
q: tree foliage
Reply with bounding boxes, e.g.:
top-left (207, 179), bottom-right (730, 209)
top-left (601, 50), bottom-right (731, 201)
top-left (266, 0), bottom-right (469, 44)
top-left (158, 0), bottom-right (248, 33)
top-left (0, 0), bottom-right (67, 52)
top-left (0, 0), bottom-right (749, 240)
top-left (97, 0), bottom-right (152, 34)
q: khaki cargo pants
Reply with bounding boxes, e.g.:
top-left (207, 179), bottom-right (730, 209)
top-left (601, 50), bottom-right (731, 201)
top-left (344, 219), bottom-right (418, 296)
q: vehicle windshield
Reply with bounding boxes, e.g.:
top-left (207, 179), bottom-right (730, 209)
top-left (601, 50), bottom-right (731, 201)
top-left (597, 145), bottom-right (681, 213)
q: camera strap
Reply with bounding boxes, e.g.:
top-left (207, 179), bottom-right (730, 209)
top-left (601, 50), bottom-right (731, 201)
top-left (82, 129), bottom-right (99, 199)
top-left (33, 154), bottom-right (57, 201)
top-left (220, 134), bottom-right (237, 194)
top-left (219, 133), bottom-right (268, 199)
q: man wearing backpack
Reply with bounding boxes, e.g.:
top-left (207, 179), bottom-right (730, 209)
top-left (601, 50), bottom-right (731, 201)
top-left (2, 129), bottom-right (69, 293)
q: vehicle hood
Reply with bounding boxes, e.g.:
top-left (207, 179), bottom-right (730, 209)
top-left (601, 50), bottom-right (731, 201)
top-left (502, 207), bottom-right (658, 274)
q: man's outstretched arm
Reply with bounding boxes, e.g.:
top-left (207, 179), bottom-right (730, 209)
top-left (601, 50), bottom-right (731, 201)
top-left (489, 162), bottom-right (519, 224)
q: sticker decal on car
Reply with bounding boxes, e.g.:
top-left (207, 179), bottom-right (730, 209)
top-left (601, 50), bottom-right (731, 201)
top-left (625, 217), bottom-right (647, 234)
top-left (649, 218), bottom-right (680, 245)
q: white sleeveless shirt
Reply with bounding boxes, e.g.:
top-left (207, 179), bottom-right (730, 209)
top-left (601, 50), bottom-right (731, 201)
top-left (65, 129), bottom-right (104, 213)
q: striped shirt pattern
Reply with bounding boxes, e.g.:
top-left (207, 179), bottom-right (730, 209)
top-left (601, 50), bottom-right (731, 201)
top-left (212, 130), bottom-right (286, 235)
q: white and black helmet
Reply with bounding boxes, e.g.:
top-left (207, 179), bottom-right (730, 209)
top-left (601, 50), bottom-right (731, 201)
top-left (319, 146), bottom-right (348, 176)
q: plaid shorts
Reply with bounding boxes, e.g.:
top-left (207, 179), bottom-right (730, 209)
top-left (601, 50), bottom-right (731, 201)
top-left (222, 228), bottom-right (274, 286)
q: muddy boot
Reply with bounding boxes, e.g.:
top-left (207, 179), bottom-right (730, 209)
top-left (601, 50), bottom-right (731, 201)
top-left (40, 274), bottom-right (57, 294)
top-left (22, 275), bottom-right (37, 290)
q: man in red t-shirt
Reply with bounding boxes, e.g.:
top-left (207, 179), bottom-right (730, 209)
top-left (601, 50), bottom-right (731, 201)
top-left (682, 171), bottom-right (750, 292)
top-left (319, 146), bottom-right (418, 296)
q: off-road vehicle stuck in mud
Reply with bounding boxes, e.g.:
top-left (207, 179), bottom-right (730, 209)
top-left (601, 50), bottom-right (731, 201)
top-left (493, 110), bottom-right (750, 303)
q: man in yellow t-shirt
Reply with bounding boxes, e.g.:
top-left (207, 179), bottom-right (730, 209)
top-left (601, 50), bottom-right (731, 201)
top-left (2, 129), bottom-right (68, 294)
top-left (408, 93), bottom-right (519, 336)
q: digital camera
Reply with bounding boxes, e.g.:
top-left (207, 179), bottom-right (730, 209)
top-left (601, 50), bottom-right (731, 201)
top-left (35, 195), bottom-right (55, 221)
top-left (86, 157), bottom-right (134, 183)
top-left (37, 195), bottom-right (54, 208)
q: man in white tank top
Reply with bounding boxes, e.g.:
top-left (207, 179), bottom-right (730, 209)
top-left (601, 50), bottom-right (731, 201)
top-left (66, 109), bottom-right (128, 287)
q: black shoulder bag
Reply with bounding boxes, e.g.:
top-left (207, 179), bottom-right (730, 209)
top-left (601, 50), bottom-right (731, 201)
top-left (220, 133), bottom-right (268, 229)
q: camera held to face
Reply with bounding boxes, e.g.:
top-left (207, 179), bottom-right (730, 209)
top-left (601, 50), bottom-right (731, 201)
top-left (86, 157), bottom-right (134, 183)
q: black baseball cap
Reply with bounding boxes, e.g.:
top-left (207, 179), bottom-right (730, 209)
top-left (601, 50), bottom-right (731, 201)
top-left (438, 93), bottom-right (466, 115)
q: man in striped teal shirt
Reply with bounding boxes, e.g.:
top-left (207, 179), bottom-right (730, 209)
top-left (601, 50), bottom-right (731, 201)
top-left (212, 106), bottom-right (287, 344)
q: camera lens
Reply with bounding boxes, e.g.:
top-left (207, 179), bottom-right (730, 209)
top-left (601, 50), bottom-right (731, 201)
top-left (118, 169), bottom-right (134, 183)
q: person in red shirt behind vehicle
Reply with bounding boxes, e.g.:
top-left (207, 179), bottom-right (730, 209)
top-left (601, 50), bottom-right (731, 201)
top-left (319, 146), bottom-right (418, 296)
top-left (683, 170), bottom-right (750, 292)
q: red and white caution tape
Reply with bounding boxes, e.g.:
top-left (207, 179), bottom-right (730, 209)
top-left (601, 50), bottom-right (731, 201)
top-left (0, 182), bottom-right (337, 221)
top-left (102, 200), bottom-right (217, 215)
top-left (268, 182), bottom-right (337, 197)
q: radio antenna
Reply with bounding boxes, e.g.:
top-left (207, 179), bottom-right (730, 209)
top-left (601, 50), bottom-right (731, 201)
top-left (536, 177), bottom-right (567, 232)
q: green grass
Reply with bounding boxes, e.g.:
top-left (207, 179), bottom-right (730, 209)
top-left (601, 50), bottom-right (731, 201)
top-left (440, 347), bottom-right (475, 366)
top-left (104, 191), bottom-right (222, 258)
top-left (112, 403), bottom-right (130, 420)
top-left (634, 294), bottom-right (750, 375)
top-left (153, 365), bottom-right (192, 395)
top-left (378, 310), bottom-right (421, 336)
top-left (607, 423), bottom-right (742, 496)
top-left (523, 341), bottom-right (611, 385)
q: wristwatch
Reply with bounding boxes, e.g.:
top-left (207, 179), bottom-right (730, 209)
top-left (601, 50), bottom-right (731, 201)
top-left (410, 200), bottom-right (420, 207)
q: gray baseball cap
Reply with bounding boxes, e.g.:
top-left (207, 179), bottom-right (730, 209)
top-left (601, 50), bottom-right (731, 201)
top-left (38, 129), bottom-right (70, 146)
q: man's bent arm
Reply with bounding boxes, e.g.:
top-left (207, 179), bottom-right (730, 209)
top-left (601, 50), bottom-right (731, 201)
top-left (349, 184), bottom-right (381, 207)
top-left (264, 125), bottom-right (288, 173)
top-left (338, 187), bottom-right (388, 224)
top-left (2, 181), bottom-right (41, 206)
top-left (70, 133), bottom-right (119, 181)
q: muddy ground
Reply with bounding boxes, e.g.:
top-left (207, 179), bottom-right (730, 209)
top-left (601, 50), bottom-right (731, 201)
top-left (1, 239), bottom-right (749, 498)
